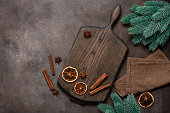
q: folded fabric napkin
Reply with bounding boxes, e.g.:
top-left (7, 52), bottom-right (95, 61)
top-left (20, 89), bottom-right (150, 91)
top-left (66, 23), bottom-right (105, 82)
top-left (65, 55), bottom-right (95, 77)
top-left (115, 49), bottom-right (170, 97)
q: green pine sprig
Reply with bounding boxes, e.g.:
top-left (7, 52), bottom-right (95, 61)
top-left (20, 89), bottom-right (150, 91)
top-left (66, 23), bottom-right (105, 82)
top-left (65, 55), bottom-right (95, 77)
top-left (132, 34), bottom-right (144, 44)
top-left (142, 33), bottom-right (158, 45)
top-left (144, 1), bottom-right (169, 7)
top-left (128, 25), bottom-right (146, 34)
top-left (121, 0), bottom-right (170, 51)
top-left (114, 102), bottom-right (124, 113)
top-left (131, 5), bottom-right (139, 12)
top-left (135, 6), bottom-right (160, 15)
top-left (97, 93), bottom-right (141, 113)
top-left (152, 5), bottom-right (170, 20)
top-left (111, 93), bottom-right (123, 104)
top-left (159, 16), bottom-right (170, 33)
top-left (123, 95), bottom-right (141, 113)
top-left (149, 26), bottom-right (170, 51)
top-left (121, 13), bottom-right (138, 24)
top-left (130, 16), bottom-right (151, 25)
top-left (143, 21), bottom-right (161, 38)
top-left (98, 103), bottom-right (116, 113)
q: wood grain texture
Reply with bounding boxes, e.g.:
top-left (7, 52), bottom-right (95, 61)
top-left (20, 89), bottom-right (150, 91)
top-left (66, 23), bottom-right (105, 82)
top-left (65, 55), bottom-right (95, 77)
top-left (57, 6), bottom-right (128, 103)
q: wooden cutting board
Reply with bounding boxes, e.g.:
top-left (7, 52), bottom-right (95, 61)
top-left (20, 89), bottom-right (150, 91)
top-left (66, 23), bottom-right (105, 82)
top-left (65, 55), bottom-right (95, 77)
top-left (57, 6), bottom-right (128, 103)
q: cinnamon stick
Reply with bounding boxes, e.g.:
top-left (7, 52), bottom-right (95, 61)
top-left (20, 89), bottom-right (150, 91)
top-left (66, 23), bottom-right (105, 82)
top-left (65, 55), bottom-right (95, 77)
top-left (49, 55), bottom-right (55, 76)
top-left (42, 70), bottom-right (55, 91)
top-left (90, 84), bottom-right (110, 96)
top-left (90, 73), bottom-right (108, 90)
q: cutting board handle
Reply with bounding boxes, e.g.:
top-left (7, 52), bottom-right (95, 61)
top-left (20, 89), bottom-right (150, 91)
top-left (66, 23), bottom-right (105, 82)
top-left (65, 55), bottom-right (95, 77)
top-left (107, 5), bottom-right (121, 29)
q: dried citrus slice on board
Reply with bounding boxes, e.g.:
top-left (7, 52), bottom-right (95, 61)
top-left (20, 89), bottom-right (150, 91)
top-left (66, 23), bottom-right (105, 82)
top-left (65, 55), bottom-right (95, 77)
top-left (138, 92), bottom-right (154, 108)
top-left (74, 82), bottom-right (87, 95)
top-left (62, 66), bottom-right (78, 82)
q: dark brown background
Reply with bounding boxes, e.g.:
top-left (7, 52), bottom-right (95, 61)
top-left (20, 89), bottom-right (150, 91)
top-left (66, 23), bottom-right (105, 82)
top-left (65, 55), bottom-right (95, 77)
top-left (0, 0), bottom-right (169, 113)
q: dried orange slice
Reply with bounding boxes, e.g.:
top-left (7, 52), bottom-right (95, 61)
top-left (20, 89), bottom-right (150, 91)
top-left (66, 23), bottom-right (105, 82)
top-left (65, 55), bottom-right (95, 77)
top-left (74, 82), bottom-right (87, 95)
top-left (138, 92), bottom-right (154, 108)
top-left (62, 66), bottom-right (78, 82)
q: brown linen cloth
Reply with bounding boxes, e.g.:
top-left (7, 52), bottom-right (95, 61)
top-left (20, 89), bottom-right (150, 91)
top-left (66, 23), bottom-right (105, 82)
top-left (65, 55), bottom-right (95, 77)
top-left (114, 49), bottom-right (170, 97)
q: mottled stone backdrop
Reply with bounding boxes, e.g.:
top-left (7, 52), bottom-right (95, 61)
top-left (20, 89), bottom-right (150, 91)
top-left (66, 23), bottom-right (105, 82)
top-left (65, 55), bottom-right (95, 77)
top-left (0, 0), bottom-right (169, 113)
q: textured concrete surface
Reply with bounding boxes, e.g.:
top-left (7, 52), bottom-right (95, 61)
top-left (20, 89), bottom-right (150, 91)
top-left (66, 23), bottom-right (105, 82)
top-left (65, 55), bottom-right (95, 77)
top-left (0, 0), bottom-right (170, 113)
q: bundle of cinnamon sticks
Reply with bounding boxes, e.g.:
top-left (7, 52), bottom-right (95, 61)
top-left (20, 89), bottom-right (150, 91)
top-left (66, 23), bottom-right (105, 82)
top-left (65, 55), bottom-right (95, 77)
top-left (90, 73), bottom-right (111, 96)
top-left (42, 55), bottom-right (59, 96)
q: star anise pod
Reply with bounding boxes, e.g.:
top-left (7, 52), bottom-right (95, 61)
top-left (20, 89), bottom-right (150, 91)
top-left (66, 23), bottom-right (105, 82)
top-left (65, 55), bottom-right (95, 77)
top-left (79, 72), bottom-right (86, 79)
top-left (55, 57), bottom-right (62, 64)
top-left (84, 30), bottom-right (91, 38)
top-left (52, 89), bottom-right (59, 96)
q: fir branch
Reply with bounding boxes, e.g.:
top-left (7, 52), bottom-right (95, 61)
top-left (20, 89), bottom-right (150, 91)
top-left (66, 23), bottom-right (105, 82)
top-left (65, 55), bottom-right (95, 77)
top-left (159, 16), bottom-right (170, 33)
top-left (97, 94), bottom-right (141, 113)
top-left (128, 24), bottom-right (146, 34)
top-left (152, 5), bottom-right (170, 21)
top-left (131, 5), bottom-right (139, 12)
top-left (121, 13), bottom-right (138, 24)
top-left (145, 27), bottom-right (170, 51)
top-left (111, 93), bottom-right (123, 104)
top-left (111, 93), bottom-right (125, 113)
top-left (97, 103), bottom-right (115, 113)
top-left (132, 34), bottom-right (144, 44)
top-left (155, 26), bottom-right (170, 46)
top-left (114, 102), bottom-right (125, 113)
top-left (144, 1), bottom-right (169, 7)
top-left (135, 6), bottom-right (160, 15)
top-left (130, 15), bottom-right (151, 25)
top-left (121, 0), bottom-right (170, 51)
top-left (143, 21), bottom-right (161, 38)
top-left (159, 26), bottom-right (170, 46)
top-left (133, 20), bottom-right (151, 27)
top-left (149, 40), bottom-right (158, 51)
top-left (142, 34), bottom-right (157, 45)
top-left (123, 95), bottom-right (141, 113)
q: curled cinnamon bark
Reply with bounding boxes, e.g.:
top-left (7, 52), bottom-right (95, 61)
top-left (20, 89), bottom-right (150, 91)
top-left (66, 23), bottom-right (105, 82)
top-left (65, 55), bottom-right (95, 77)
top-left (49, 55), bottom-right (55, 76)
top-left (43, 70), bottom-right (59, 96)
top-left (90, 84), bottom-right (110, 95)
top-left (42, 70), bottom-right (55, 91)
top-left (90, 73), bottom-right (108, 90)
